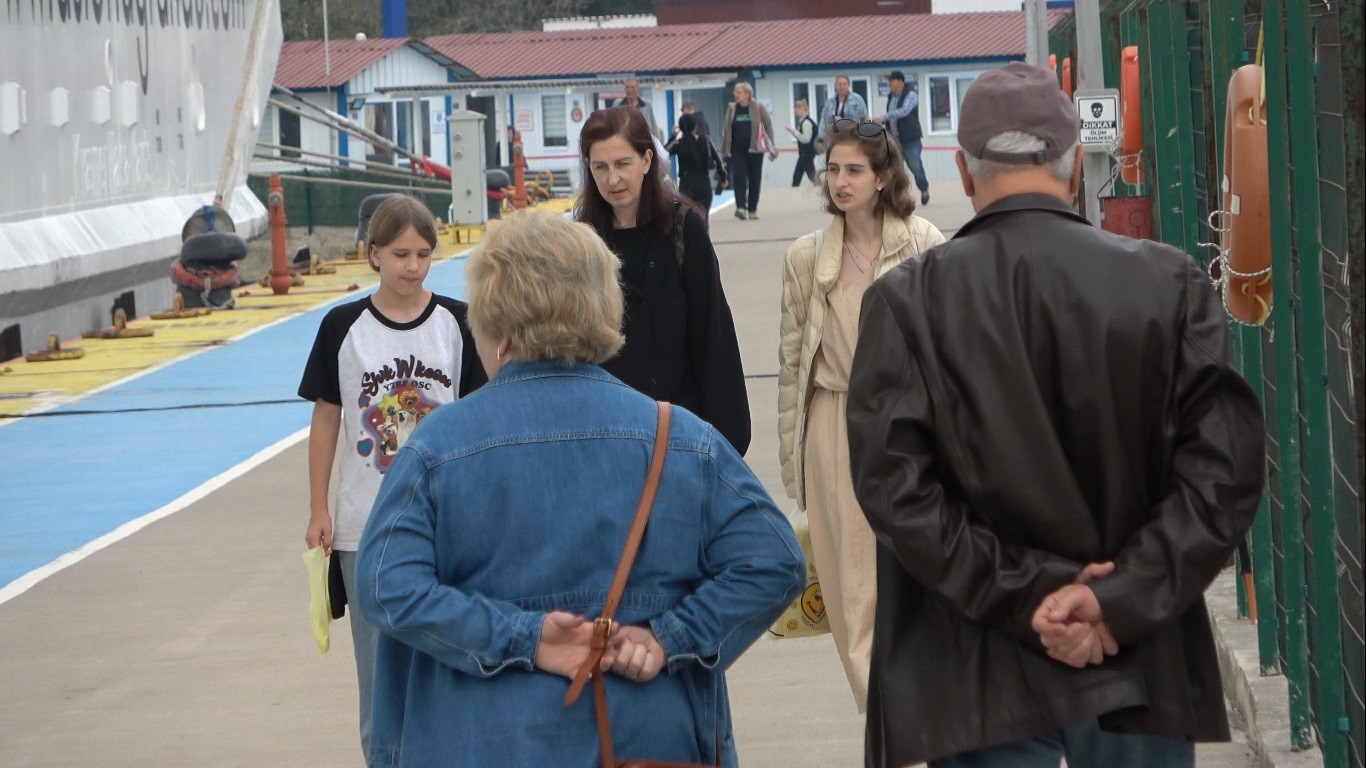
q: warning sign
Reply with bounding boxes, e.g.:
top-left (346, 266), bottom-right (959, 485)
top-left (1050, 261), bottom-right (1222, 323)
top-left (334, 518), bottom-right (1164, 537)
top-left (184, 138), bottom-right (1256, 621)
top-left (1074, 89), bottom-right (1119, 150)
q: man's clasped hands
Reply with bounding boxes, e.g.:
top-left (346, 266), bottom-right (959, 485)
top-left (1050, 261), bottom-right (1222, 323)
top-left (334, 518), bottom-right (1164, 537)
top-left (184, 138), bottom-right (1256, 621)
top-left (1031, 561), bottom-right (1121, 669)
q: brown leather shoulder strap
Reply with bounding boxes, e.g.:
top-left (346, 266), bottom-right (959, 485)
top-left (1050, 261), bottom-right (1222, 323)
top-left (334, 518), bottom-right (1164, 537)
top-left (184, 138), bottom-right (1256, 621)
top-left (564, 401), bottom-right (672, 710)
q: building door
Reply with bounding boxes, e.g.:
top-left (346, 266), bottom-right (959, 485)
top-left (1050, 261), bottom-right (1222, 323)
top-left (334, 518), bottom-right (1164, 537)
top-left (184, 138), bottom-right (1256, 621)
top-left (467, 95), bottom-right (500, 167)
top-left (680, 87), bottom-right (725, 141)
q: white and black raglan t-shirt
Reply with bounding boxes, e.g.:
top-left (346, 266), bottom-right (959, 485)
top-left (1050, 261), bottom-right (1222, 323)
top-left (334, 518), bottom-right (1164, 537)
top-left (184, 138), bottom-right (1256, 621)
top-left (298, 294), bottom-right (486, 550)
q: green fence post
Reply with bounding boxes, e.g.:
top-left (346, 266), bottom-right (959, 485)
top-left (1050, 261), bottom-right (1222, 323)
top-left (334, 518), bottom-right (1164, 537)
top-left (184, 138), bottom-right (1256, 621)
top-left (1283, 2), bottom-right (1350, 764)
top-left (1159, 0), bottom-right (1204, 261)
top-left (1200, 0), bottom-right (1246, 621)
top-left (1336, 4), bottom-right (1365, 759)
top-left (1118, 1), bottom-right (1149, 201)
top-left (1142, 1), bottom-right (1187, 248)
top-left (302, 169), bottom-right (315, 236)
top-left (1261, 0), bottom-right (1316, 751)
top-left (1204, 0), bottom-right (1282, 673)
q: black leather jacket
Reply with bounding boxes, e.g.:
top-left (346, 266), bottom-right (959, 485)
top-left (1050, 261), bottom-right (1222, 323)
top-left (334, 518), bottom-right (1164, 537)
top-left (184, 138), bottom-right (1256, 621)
top-left (847, 193), bottom-right (1266, 765)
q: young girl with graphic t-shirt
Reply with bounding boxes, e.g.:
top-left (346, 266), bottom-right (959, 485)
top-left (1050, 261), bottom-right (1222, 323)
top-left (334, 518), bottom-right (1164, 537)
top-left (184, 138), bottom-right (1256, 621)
top-left (297, 195), bottom-right (485, 759)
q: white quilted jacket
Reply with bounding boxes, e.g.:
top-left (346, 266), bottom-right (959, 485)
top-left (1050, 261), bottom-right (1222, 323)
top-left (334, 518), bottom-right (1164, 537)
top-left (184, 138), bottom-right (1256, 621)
top-left (778, 213), bottom-right (946, 508)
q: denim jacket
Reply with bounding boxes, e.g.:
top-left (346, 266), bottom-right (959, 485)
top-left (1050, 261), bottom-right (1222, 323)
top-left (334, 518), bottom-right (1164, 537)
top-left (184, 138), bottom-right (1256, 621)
top-left (356, 361), bottom-right (804, 768)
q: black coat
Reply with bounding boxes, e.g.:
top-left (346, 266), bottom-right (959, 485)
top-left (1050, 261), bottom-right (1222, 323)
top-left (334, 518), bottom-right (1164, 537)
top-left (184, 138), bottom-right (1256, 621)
top-left (599, 207), bottom-right (750, 455)
top-left (847, 193), bottom-right (1265, 765)
top-left (667, 134), bottom-right (725, 206)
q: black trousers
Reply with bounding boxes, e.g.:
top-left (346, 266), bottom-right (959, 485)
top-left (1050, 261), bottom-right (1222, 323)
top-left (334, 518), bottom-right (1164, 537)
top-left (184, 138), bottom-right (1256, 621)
top-left (792, 148), bottom-right (817, 186)
top-left (678, 175), bottom-right (713, 226)
top-left (729, 152), bottom-right (765, 213)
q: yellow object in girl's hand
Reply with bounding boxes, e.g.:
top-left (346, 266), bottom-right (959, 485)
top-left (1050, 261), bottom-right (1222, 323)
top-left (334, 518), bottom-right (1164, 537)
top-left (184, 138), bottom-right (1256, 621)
top-left (302, 546), bottom-right (331, 654)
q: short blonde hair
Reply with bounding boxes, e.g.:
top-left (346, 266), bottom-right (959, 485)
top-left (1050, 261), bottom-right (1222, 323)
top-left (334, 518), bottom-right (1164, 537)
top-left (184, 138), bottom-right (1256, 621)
top-left (465, 209), bottom-right (625, 366)
top-left (733, 82), bottom-right (753, 98)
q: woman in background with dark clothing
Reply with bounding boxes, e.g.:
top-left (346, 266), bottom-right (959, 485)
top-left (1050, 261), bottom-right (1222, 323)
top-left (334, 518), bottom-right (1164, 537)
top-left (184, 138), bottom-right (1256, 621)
top-left (576, 106), bottom-right (751, 454)
top-left (666, 113), bottom-right (726, 226)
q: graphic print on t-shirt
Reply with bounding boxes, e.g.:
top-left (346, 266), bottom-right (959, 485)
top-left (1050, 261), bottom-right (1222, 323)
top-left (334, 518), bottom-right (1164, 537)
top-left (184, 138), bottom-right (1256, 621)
top-left (355, 353), bottom-right (453, 471)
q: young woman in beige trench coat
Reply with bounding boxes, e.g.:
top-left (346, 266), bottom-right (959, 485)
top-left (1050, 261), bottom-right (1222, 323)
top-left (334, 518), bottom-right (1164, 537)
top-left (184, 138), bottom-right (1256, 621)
top-left (778, 118), bottom-right (945, 711)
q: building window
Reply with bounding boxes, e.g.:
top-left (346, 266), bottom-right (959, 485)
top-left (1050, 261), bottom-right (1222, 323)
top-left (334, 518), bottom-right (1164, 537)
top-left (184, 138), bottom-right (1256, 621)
top-left (542, 94), bottom-right (567, 147)
top-left (396, 102), bottom-right (413, 159)
top-left (790, 80), bottom-right (830, 124)
top-left (365, 102), bottom-right (396, 164)
top-left (279, 108), bottom-right (301, 159)
top-left (363, 99), bottom-right (430, 164)
top-left (420, 100), bottom-right (432, 158)
top-left (849, 77), bottom-right (871, 109)
top-left (926, 73), bottom-right (979, 135)
top-left (793, 77), bottom-right (871, 125)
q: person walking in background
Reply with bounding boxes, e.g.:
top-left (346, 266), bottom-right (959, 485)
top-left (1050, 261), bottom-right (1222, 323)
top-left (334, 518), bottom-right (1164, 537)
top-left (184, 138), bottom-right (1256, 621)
top-left (610, 78), bottom-right (661, 139)
top-left (666, 113), bottom-right (727, 225)
top-left (355, 208), bottom-right (804, 767)
top-left (680, 100), bottom-right (711, 139)
top-left (720, 82), bottom-right (778, 221)
top-left (818, 75), bottom-right (868, 148)
top-left (297, 195), bottom-right (486, 762)
top-left (778, 118), bottom-right (944, 712)
top-left (576, 107), bottom-right (751, 454)
top-left (846, 62), bottom-right (1266, 768)
top-left (875, 70), bottom-right (931, 205)
top-left (787, 99), bottom-right (818, 186)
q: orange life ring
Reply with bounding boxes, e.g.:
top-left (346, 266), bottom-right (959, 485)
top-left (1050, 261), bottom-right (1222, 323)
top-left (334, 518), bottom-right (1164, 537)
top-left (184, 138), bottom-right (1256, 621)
top-left (1061, 57), bottom-right (1074, 99)
top-left (1121, 46), bottom-right (1143, 185)
top-left (1220, 64), bottom-right (1271, 325)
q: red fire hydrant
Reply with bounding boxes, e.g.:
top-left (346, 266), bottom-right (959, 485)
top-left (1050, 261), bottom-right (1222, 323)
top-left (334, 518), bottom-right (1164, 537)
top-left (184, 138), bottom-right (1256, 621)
top-left (512, 130), bottom-right (528, 210)
top-left (268, 174), bottom-right (292, 295)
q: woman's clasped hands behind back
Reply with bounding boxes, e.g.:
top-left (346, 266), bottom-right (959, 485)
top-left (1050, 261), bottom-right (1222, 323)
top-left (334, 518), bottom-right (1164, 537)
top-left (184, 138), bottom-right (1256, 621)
top-left (533, 612), bottom-right (666, 683)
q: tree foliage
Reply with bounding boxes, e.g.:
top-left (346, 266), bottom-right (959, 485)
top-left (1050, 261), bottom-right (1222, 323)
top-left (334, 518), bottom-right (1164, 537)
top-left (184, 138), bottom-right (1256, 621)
top-left (281, 0), bottom-right (655, 40)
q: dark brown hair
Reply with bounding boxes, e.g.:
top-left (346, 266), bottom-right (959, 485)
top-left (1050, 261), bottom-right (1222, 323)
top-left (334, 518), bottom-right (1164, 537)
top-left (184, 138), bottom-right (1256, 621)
top-left (818, 122), bottom-right (917, 219)
top-left (574, 106), bottom-right (683, 238)
top-left (366, 195), bottom-right (439, 271)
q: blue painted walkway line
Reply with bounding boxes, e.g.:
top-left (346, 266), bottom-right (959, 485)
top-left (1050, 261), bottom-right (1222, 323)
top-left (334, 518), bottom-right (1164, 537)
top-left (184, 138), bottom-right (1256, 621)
top-left (0, 256), bottom-right (471, 593)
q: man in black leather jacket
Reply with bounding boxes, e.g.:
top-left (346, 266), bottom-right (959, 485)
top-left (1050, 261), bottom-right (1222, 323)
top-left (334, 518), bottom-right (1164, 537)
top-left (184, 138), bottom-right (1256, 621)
top-left (847, 62), bottom-right (1266, 768)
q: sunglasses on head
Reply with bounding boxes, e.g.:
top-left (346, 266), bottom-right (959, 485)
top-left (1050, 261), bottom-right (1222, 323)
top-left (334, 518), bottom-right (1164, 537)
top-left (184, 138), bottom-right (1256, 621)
top-left (833, 118), bottom-right (888, 137)
top-left (832, 118), bottom-right (895, 156)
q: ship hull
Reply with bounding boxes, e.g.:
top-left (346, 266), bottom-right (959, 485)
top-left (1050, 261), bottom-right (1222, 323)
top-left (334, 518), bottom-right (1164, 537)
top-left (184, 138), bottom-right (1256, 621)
top-left (0, 0), bottom-right (282, 355)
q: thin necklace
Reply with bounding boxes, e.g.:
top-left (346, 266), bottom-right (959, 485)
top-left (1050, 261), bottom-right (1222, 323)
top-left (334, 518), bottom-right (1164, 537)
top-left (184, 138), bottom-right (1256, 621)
top-left (844, 237), bottom-right (878, 274)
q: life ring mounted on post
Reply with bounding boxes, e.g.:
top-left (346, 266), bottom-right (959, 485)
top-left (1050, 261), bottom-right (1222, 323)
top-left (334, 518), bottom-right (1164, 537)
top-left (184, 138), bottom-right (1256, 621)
top-left (1120, 46), bottom-right (1143, 185)
top-left (1215, 63), bottom-right (1272, 326)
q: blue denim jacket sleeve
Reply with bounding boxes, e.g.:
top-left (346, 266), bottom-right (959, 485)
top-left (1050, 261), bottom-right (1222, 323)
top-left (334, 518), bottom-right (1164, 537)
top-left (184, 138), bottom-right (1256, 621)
top-left (648, 432), bottom-right (805, 672)
top-left (356, 445), bottom-right (544, 676)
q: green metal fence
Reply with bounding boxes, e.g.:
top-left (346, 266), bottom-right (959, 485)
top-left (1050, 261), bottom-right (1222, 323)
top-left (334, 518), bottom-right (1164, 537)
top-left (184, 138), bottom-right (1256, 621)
top-left (245, 169), bottom-right (454, 233)
top-left (1052, 3), bottom-right (1364, 765)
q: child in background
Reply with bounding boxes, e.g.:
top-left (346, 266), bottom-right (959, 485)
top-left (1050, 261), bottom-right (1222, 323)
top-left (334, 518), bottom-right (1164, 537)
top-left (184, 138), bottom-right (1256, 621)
top-left (297, 195), bottom-right (486, 759)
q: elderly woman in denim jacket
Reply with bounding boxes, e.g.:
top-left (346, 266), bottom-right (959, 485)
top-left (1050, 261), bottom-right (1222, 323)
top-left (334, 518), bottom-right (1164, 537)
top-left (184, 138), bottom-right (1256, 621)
top-left (356, 208), bottom-right (804, 768)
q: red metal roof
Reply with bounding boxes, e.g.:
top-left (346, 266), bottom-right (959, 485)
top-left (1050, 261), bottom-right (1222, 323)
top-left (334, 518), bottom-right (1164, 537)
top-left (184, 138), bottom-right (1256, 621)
top-left (426, 11), bottom-right (1069, 80)
top-left (275, 38), bottom-right (428, 89)
top-left (425, 23), bottom-right (730, 80)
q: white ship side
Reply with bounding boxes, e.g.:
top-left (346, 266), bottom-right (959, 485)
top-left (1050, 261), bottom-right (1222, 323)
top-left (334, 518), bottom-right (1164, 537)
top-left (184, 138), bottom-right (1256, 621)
top-left (0, 0), bottom-right (282, 354)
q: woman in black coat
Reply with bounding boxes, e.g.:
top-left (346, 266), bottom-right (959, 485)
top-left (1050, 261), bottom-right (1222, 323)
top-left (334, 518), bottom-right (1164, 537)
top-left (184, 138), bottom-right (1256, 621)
top-left (666, 113), bottom-right (726, 226)
top-left (575, 106), bottom-right (751, 455)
